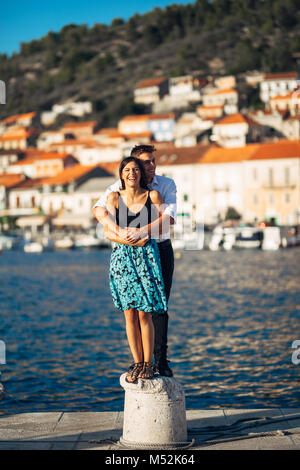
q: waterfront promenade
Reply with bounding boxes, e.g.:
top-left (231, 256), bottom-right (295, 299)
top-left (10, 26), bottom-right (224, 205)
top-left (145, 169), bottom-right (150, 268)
top-left (0, 408), bottom-right (299, 450)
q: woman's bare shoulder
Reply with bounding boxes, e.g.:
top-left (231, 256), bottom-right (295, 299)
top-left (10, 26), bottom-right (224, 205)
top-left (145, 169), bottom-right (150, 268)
top-left (149, 189), bottom-right (163, 203)
top-left (107, 191), bottom-right (119, 207)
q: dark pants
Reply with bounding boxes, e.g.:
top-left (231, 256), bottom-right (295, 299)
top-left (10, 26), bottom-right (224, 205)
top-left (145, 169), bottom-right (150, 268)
top-left (152, 239), bottom-right (174, 362)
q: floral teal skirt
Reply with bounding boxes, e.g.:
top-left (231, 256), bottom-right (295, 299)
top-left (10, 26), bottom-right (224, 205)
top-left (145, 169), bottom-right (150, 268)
top-left (109, 239), bottom-right (167, 314)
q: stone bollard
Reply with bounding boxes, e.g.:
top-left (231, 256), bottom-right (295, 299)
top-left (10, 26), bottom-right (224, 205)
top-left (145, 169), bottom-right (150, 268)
top-left (119, 373), bottom-right (192, 449)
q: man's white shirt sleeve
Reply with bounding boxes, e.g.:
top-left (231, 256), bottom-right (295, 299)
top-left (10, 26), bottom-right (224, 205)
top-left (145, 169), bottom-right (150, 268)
top-left (92, 180), bottom-right (121, 210)
top-left (161, 179), bottom-right (177, 222)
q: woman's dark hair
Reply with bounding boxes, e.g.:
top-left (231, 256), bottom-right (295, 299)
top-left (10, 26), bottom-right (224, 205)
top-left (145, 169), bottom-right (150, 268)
top-left (119, 156), bottom-right (148, 190)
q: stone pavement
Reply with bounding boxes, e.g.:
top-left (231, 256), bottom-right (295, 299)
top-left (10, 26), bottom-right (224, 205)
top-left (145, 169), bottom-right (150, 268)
top-left (0, 409), bottom-right (299, 450)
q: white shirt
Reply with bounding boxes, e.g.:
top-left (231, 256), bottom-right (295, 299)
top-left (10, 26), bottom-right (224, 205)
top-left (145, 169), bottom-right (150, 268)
top-left (93, 174), bottom-right (177, 242)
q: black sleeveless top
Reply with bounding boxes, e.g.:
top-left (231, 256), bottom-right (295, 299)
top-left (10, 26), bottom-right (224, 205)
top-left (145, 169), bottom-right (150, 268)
top-left (116, 191), bottom-right (155, 229)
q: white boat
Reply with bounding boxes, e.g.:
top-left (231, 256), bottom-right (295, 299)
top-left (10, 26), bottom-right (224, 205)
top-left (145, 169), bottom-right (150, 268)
top-left (0, 234), bottom-right (22, 250)
top-left (171, 239), bottom-right (186, 250)
top-left (261, 227), bottom-right (281, 250)
top-left (233, 226), bottom-right (263, 249)
top-left (23, 237), bottom-right (54, 253)
top-left (40, 237), bottom-right (54, 251)
top-left (222, 228), bottom-right (236, 251)
top-left (54, 237), bottom-right (74, 249)
top-left (208, 225), bottom-right (224, 251)
top-left (208, 224), bottom-right (264, 250)
top-left (172, 229), bottom-right (204, 251)
top-left (24, 241), bottom-right (44, 253)
top-left (74, 234), bottom-right (104, 248)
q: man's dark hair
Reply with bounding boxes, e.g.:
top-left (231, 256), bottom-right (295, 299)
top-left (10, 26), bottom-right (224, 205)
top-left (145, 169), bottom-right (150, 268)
top-left (130, 144), bottom-right (156, 157)
top-left (119, 156), bottom-right (148, 190)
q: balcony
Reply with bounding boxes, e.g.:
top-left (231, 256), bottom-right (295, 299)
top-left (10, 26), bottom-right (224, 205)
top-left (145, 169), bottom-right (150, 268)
top-left (262, 183), bottom-right (296, 190)
top-left (213, 185), bottom-right (230, 192)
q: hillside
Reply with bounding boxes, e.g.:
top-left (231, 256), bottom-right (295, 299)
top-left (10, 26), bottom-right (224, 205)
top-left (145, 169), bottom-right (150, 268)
top-left (0, 0), bottom-right (299, 125)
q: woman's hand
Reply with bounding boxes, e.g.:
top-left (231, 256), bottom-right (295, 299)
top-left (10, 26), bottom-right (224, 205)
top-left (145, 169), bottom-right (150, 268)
top-left (123, 227), bottom-right (141, 243)
top-left (132, 236), bottom-right (149, 247)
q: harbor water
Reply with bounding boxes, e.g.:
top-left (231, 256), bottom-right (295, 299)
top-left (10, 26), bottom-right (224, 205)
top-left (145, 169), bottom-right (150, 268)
top-left (0, 247), bottom-right (299, 413)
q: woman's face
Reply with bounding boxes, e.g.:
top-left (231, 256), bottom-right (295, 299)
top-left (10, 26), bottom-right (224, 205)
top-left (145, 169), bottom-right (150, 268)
top-left (121, 161), bottom-right (141, 188)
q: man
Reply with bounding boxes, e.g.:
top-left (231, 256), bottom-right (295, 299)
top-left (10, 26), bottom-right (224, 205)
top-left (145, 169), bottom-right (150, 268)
top-left (92, 144), bottom-right (176, 377)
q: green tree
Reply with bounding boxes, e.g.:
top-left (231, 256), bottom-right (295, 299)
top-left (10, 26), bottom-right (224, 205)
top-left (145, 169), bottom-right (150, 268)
top-left (144, 24), bottom-right (162, 47)
top-left (44, 49), bottom-right (59, 68)
top-left (126, 16), bottom-right (140, 41)
top-left (111, 18), bottom-right (125, 27)
top-left (225, 207), bottom-right (241, 221)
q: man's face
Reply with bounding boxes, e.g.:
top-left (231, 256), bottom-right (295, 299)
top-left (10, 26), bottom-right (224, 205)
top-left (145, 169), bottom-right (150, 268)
top-left (137, 152), bottom-right (156, 183)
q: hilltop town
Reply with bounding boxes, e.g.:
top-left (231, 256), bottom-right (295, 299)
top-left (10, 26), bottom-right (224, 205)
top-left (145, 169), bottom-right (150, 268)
top-left (0, 70), bottom-right (300, 240)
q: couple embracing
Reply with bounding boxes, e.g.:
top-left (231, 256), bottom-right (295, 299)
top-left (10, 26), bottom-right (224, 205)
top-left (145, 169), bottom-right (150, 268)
top-left (93, 145), bottom-right (176, 383)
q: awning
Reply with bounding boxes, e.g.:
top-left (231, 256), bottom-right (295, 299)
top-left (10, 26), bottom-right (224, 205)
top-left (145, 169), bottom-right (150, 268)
top-left (16, 215), bottom-right (48, 227)
top-left (52, 216), bottom-right (91, 228)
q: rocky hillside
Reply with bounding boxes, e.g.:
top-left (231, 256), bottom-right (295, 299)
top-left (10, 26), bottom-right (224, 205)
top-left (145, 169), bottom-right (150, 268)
top-left (0, 0), bottom-right (299, 125)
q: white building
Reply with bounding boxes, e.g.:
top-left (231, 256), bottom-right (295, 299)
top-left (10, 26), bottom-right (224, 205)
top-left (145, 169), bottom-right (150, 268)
top-left (134, 78), bottom-right (168, 105)
top-left (41, 102), bottom-right (93, 125)
top-left (259, 72), bottom-right (298, 104)
top-left (0, 150), bottom-right (23, 174)
top-left (244, 140), bottom-right (300, 225)
top-left (202, 88), bottom-right (238, 115)
top-left (211, 114), bottom-right (257, 148)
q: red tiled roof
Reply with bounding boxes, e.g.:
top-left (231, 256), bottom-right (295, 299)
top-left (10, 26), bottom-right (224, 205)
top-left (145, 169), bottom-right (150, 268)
top-left (270, 89), bottom-right (300, 102)
top-left (35, 152), bottom-right (71, 161)
top-left (198, 105), bottom-right (224, 110)
top-left (270, 92), bottom-right (293, 101)
top-left (62, 121), bottom-right (98, 129)
top-left (96, 128), bottom-right (122, 137)
top-left (200, 144), bottom-right (260, 164)
top-left (264, 72), bottom-right (298, 81)
top-left (207, 88), bottom-right (237, 96)
top-left (214, 113), bottom-right (248, 125)
top-left (135, 77), bottom-right (167, 89)
top-left (10, 152), bottom-right (71, 165)
top-left (120, 113), bottom-right (175, 122)
top-left (1, 112), bottom-right (36, 125)
top-left (39, 164), bottom-right (98, 186)
top-left (49, 139), bottom-right (97, 146)
top-left (9, 157), bottom-right (36, 165)
top-left (0, 174), bottom-right (25, 187)
top-left (249, 140), bottom-right (300, 160)
top-left (97, 162), bottom-right (120, 175)
top-left (10, 178), bottom-right (46, 190)
top-left (124, 132), bottom-right (153, 139)
top-left (156, 144), bottom-right (210, 166)
top-left (0, 128), bottom-right (39, 141)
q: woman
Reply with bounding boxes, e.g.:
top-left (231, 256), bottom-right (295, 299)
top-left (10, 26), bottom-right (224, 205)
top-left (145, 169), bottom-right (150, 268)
top-left (104, 157), bottom-right (168, 383)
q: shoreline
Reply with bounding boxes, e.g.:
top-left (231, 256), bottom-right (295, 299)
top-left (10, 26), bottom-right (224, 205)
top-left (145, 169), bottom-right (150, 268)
top-left (0, 409), bottom-right (299, 450)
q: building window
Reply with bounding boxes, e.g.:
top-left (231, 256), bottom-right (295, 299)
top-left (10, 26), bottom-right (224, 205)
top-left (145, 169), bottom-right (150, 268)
top-left (253, 168), bottom-right (257, 181)
top-left (285, 193), bottom-right (290, 203)
top-left (284, 167), bottom-right (290, 186)
top-left (269, 193), bottom-right (274, 204)
top-left (268, 167), bottom-right (274, 187)
top-left (183, 194), bottom-right (188, 202)
top-left (253, 194), bottom-right (258, 204)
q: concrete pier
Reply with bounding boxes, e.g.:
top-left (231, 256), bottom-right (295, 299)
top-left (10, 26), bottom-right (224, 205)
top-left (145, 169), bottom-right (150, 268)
top-left (0, 409), bottom-right (299, 450)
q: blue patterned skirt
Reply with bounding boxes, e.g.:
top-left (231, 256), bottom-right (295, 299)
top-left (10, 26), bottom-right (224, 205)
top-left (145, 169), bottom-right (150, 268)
top-left (109, 239), bottom-right (167, 314)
